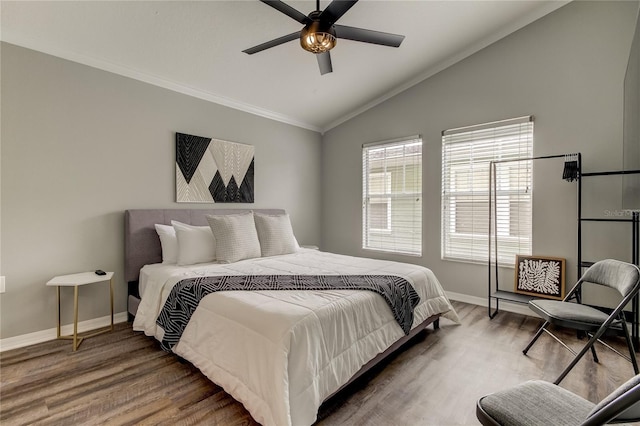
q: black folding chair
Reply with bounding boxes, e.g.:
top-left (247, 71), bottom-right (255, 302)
top-left (522, 259), bottom-right (640, 384)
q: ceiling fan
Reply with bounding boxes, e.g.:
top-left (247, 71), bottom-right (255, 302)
top-left (242, 0), bottom-right (405, 75)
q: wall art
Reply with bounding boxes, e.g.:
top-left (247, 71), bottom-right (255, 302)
top-left (176, 132), bottom-right (254, 203)
top-left (514, 255), bottom-right (566, 300)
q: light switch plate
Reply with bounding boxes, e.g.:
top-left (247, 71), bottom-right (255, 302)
top-left (0, 276), bottom-right (5, 293)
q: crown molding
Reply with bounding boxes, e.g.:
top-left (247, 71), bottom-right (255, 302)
top-left (0, 34), bottom-right (322, 134)
top-left (321, 1), bottom-right (570, 134)
top-left (1, 0), bottom-right (568, 137)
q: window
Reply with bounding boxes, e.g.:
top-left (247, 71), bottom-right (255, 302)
top-left (368, 172), bottom-right (392, 231)
top-left (441, 116), bottom-right (533, 266)
top-left (363, 136), bottom-right (422, 255)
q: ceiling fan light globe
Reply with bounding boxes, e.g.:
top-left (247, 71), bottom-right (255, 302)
top-left (300, 23), bottom-right (337, 53)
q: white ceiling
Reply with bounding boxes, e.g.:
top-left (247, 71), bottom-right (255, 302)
top-left (1, 0), bottom-right (567, 133)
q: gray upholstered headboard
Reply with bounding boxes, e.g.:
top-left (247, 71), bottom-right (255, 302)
top-left (124, 209), bottom-right (285, 283)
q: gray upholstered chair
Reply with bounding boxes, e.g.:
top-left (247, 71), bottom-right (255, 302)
top-left (476, 374), bottom-right (640, 426)
top-left (522, 259), bottom-right (640, 384)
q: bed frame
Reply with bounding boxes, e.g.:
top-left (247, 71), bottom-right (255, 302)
top-left (124, 208), bottom-right (286, 319)
top-left (124, 208), bottom-right (440, 403)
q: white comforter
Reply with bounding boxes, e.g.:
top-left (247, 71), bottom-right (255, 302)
top-left (133, 249), bottom-right (458, 426)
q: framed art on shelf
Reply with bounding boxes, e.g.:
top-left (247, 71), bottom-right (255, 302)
top-left (514, 255), bottom-right (566, 300)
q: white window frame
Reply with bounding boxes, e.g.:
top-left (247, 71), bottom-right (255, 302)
top-left (363, 136), bottom-right (422, 256)
top-left (441, 116), bottom-right (533, 266)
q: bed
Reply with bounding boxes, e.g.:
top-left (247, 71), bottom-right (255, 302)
top-left (125, 208), bottom-right (458, 426)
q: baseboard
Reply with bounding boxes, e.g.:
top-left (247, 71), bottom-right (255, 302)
top-left (0, 312), bottom-right (129, 352)
top-left (0, 294), bottom-right (531, 352)
top-left (446, 291), bottom-right (534, 317)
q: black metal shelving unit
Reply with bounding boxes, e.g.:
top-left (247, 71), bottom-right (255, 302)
top-left (577, 168), bottom-right (640, 349)
top-left (488, 290), bottom-right (534, 319)
top-left (487, 153), bottom-right (579, 319)
top-left (487, 156), bottom-right (640, 335)
top-left (487, 151), bottom-right (640, 349)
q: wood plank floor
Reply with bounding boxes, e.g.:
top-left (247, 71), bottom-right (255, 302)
top-left (1, 301), bottom-right (637, 425)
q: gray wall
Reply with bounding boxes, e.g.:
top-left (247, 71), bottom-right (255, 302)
top-left (0, 43), bottom-right (322, 339)
top-left (623, 9), bottom-right (640, 210)
top-left (322, 1), bottom-right (639, 301)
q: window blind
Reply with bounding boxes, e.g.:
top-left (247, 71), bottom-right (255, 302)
top-left (441, 116), bottom-right (533, 266)
top-left (363, 136), bottom-right (422, 256)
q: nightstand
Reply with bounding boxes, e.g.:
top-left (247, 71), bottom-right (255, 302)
top-left (46, 271), bottom-right (114, 351)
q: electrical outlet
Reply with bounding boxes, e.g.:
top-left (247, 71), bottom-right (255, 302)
top-left (0, 276), bottom-right (5, 293)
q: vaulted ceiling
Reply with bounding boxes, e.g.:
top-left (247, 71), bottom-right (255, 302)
top-left (1, 1), bottom-right (567, 132)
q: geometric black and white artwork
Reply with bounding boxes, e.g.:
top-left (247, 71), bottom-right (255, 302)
top-left (176, 132), bottom-right (254, 203)
top-left (514, 255), bottom-right (566, 300)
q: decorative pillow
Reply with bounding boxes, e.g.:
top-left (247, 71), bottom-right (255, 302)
top-left (253, 212), bottom-right (299, 257)
top-left (171, 220), bottom-right (216, 266)
top-left (154, 224), bottom-right (178, 264)
top-left (206, 212), bottom-right (261, 263)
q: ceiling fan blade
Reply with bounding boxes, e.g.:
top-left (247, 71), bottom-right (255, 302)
top-left (334, 25), bottom-right (405, 47)
top-left (317, 51), bottom-right (333, 75)
top-left (319, 0), bottom-right (358, 25)
top-left (259, 0), bottom-right (310, 24)
top-left (243, 31), bottom-right (301, 55)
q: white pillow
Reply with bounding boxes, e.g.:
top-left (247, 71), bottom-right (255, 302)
top-left (206, 212), bottom-right (261, 263)
top-left (154, 224), bottom-right (178, 264)
top-left (171, 220), bottom-right (216, 266)
top-left (253, 212), bottom-right (299, 257)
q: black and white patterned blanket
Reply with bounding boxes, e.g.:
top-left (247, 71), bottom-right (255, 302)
top-left (156, 274), bottom-right (420, 351)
